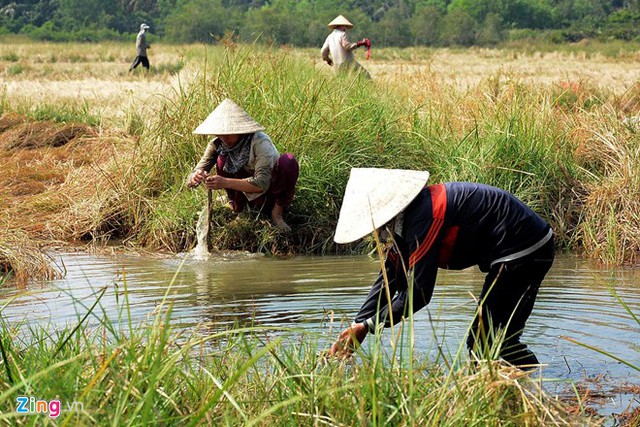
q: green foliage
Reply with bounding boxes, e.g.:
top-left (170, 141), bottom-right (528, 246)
top-left (55, 0), bottom-right (118, 29)
top-left (150, 60), bottom-right (185, 75)
top-left (163, 0), bottom-right (228, 43)
top-left (447, 0), bottom-right (491, 22)
top-left (441, 9), bottom-right (477, 46)
top-left (506, 1), bottom-right (545, 28)
top-left (411, 6), bottom-right (443, 46)
top-left (477, 12), bottom-right (504, 46)
top-left (5, 64), bottom-right (23, 75)
top-left (24, 21), bottom-right (125, 42)
top-left (1, 0), bottom-right (640, 46)
top-left (446, 0), bottom-right (557, 30)
top-left (378, 7), bottom-right (413, 47)
top-left (0, 53), bottom-right (19, 62)
top-left (603, 9), bottom-right (640, 40)
top-left (125, 108), bottom-right (145, 137)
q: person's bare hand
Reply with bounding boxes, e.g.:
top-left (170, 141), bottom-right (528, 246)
top-left (205, 175), bottom-right (227, 190)
top-left (326, 58), bottom-right (333, 66)
top-left (326, 323), bottom-right (368, 358)
top-left (187, 170), bottom-right (207, 188)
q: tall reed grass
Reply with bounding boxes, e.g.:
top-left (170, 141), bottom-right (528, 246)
top-left (80, 43), bottom-right (580, 256)
top-left (570, 104), bottom-right (640, 265)
top-left (2, 41), bottom-right (639, 265)
top-left (140, 44), bottom-right (640, 263)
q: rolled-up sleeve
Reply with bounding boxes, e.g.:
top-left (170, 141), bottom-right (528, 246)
top-left (354, 243), bottom-right (436, 333)
top-left (339, 32), bottom-right (356, 51)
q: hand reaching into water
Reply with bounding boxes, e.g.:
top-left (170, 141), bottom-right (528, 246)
top-left (325, 322), bottom-right (368, 359)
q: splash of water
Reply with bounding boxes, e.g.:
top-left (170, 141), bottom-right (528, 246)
top-left (191, 196), bottom-right (211, 259)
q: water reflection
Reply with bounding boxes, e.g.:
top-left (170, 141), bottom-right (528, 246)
top-left (180, 254), bottom-right (379, 328)
top-left (0, 251), bottom-right (638, 416)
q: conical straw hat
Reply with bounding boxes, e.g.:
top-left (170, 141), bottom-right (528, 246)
top-left (334, 168), bottom-right (430, 244)
top-left (193, 98), bottom-right (265, 135)
top-left (328, 15), bottom-right (353, 29)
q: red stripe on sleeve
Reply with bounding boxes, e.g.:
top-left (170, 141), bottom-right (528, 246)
top-left (408, 184), bottom-right (447, 267)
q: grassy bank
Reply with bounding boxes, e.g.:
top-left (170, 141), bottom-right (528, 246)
top-left (0, 280), bottom-right (597, 426)
top-left (1, 41), bottom-right (640, 277)
top-left (103, 43), bottom-right (639, 262)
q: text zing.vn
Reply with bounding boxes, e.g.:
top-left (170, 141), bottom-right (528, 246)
top-left (16, 396), bottom-right (83, 418)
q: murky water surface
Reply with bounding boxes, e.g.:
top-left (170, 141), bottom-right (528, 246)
top-left (1, 251), bottom-right (639, 418)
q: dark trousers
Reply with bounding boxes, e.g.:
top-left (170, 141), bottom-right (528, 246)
top-left (466, 237), bottom-right (555, 368)
top-left (130, 55), bottom-right (149, 71)
top-left (216, 153), bottom-right (299, 215)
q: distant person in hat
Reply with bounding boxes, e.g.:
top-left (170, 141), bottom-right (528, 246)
top-left (129, 23), bottom-right (151, 72)
top-left (326, 169), bottom-right (555, 369)
top-left (186, 99), bottom-right (299, 233)
top-left (321, 15), bottom-right (371, 78)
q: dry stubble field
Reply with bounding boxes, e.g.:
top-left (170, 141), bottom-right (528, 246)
top-left (2, 41), bottom-right (640, 127)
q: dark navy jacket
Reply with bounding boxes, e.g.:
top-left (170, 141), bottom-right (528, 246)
top-left (354, 182), bottom-right (551, 329)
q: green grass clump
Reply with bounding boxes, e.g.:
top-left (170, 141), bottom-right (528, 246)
top-left (9, 101), bottom-right (102, 127)
top-left (1, 53), bottom-right (19, 62)
top-left (91, 43), bottom-right (582, 255)
top-left (6, 64), bottom-right (24, 75)
top-left (1, 41), bottom-right (638, 263)
top-left (111, 44), bottom-right (431, 254)
top-left (151, 61), bottom-right (185, 75)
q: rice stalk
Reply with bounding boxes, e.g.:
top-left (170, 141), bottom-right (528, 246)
top-left (570, 106), bottom-right (640, 264)
top-left (0, 228), bottom-right (62, 285)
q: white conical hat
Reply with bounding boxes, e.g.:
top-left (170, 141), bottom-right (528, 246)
top-left (328, 15), bottom-right (353, 29)
top-left (334, 168), bottom-right (430, 244)
top-left (193, 98), bottom-right (265, 135)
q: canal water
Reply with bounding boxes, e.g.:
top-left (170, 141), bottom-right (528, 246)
top-left (1, 250), bottom-right (638, 418)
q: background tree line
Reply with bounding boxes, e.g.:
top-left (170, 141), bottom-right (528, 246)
top-left (2, 0), bottom-right (640, 46)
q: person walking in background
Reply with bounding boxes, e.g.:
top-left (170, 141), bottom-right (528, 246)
top-left (326, 168), bottom-right (555, 370)
top-left (187, 99), bottom-right (299, 233)
top-left (129, 23), bottom-right (151, 72)
top-left (321, 15), bottom-right (371, 78)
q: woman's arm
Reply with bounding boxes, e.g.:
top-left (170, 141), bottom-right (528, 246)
top-left (204, 175), bottom-right (262, 192)
top-left (187, 140), bottom-right (219, 187)
top-left (204, 136), bottom-right (276, 193)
